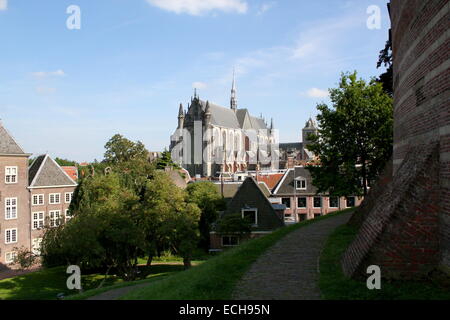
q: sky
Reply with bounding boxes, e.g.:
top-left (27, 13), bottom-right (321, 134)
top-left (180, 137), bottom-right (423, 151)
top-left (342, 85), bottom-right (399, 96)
top-left (0, 0), bottom-right (390, 162)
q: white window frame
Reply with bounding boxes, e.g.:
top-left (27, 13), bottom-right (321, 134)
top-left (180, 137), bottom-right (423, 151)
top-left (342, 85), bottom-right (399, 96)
top-left (5, 166), bottom-right (18, 184)
top-left (297, 197), bottom-right (307, 208)
top-left (49, 193), bottom-right (61, 205)
top-left (32, 211), bottom-right (45, 230)
top-left (32, 194), bottom-right (44, 206)
top-left (281, 197), bottom-right (291, 209)
top-left (49, 210), bottom-right (61, 227)
top-left (65, 192), bottom-right (73, 204)
top-left (329, 196), bottom-right (339, 208)
top-left (295, 178), bottom-right (307, 190)
top-left (5, 197), bottom-right (18, 220)
top-left (32, 238), bottom-right (43, 256)
top-left (346, 196), bottom-right (356, 208)
top-left (5, 252), bottom-right (17, 264)
top-left (65, 209), bottom-right (72, 222)
top-left (5, 228), bottom-right (18, 244)
top-left (313, 196), bottom-right (322, 208)
top-left (222, 235), bottom-right (239, 247)
top-left (241, 208), bottom-right (258, 226)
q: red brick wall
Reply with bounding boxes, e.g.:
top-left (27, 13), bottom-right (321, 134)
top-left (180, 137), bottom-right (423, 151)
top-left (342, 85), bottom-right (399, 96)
top-left (391, 0), bottom-right (449, 270)
top-left (341, 0), bottom-right (449, 279)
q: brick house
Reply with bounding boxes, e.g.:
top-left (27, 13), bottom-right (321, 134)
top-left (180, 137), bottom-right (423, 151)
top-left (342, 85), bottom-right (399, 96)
top-left (272, 166), bottom-right (363, 223)
top-left (28, 155), bottom-right (78, 255)
top-left (0, 122), bottom-right (32, 266)
top-left (210, 177), bottom-right (285, 250)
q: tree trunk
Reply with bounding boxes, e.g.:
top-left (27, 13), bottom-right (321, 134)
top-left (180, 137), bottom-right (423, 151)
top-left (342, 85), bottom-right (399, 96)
top-left (362, 160), bottom-right (368, 196)
top-left (146, 255), bottom-right (153, 267)
top-left (97, 265), bottom-right (112, 289)
top-left (183, 257), bottom-right (192, 270)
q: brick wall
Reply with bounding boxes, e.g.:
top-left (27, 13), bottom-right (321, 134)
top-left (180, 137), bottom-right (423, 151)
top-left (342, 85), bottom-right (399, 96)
top-left (341, 0), bottom-right (450, 279)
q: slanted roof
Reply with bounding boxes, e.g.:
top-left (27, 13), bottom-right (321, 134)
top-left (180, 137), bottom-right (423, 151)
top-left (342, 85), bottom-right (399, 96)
top-left (273, 166), bottom-right (318, 195)
top-left (225, 177), bottom-right (284, 231)
top-left (0, 121), bottom-right (27, 155)
top-left (29, 154), bottom-right (78, 188)
top-left (199, 100), bottom-right (241, 129)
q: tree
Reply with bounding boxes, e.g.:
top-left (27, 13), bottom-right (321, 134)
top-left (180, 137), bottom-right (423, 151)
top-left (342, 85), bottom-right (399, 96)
top-left (376, 40), bottom-right (393, 96)
top-left (155, 150), bottom-right (179, 170)
top-left (216, 213), bottom-right (252, 236)
top-left (186, 182), bottom-right (225, 251)
top-left (54, 157), bottom-right (78, 167)
top-left (104, 134), bottom-right (149, 164)
top-left (306, 71), bottom-right (393, 197)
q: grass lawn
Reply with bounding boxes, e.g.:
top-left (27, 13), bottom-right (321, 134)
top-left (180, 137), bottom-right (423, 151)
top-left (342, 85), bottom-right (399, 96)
top-left (120, 208), bottom-right (355, 300)
top-left (319, 224), bottom-right (450, 300)
top-left (0, 264), bottom-right (189, 300)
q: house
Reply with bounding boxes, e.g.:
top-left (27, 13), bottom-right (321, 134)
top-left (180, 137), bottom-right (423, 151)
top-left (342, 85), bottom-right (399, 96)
top-left (28, 155), bottom-right (78, 255)
top-left (272, 166), bottom-right (363, 223)
top-left (210, 177), bottom-right (285, 250)
top-left (0, 122), bottom-right (32, 266)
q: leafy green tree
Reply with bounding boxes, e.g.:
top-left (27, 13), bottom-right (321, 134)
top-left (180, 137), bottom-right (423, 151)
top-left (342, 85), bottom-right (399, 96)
top-left (186, 182), bottom-right (225, 251)
top-left (104, 134), bottom-right (149, 164)
top-left (376, 40), bottom-right (393, 96)
top-left (155, 150), bottom-right (179, 170)
top-left (306, 71), bottom-right (393, 197)
top-left (54, 157), bottom-right (78, 167)
top-left (216, 213), bottom-right (252, 236)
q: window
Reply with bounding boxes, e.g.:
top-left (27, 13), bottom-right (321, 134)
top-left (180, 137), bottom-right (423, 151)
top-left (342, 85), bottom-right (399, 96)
top-left (32, 194), bottom-right (44, 206)
top-left (5, 166), bottom-right (18, 184)
top-left (5, 198), bottom-right (17, 220)
top-left (299, 214), bottom-right (307, 221)
top-left (297, 197), bottom-right (307, 208)
top-left (5, 228), bottom-right (17, 244)
top-left (32, 212), bottom-right (45, 230)
top-left (242, 208), bottom-right (258, 226)
top-left (281, 198), bottom-right (291, 209)
top-left (222, 236), bottom-right (239, 247)
top-left (313, 197), bottom-right (322, 208)
top-left (295, 178), bottom-right (306, 190)
top-left (329, 197), bottom-right (339, 208)
top-left (5, 252), bottom-right (17, 264)
top-left (65, 192), bottom-right (73, 204)
top-left (65, 209), bottom-right (72, 222)
top-left (32, 238), bottom-right (43, 256)
top-left (49, 193), bottom-right (61, 204)
top-left (346, 197), bottom-right (356, 208)
top-left (49, 210), bottom-right (61, 227)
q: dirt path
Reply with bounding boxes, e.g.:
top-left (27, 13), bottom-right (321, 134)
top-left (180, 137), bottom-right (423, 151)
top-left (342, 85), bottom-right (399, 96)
top-left (232, 212), bottom-right (352, 300)
top-left (87, 282), bottom-right (152, 300)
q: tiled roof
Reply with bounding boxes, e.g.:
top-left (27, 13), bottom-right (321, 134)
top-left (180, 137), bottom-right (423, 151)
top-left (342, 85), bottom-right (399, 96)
top-left (256, 173), bottom-right (285, 190)
top-left (29, 155), bottom-right (78, 188)
top-left (61, 166), bottom-right (79, 181)
top-left (0, 122), bottom-right (26, 155)
top-left (273, 167), bottom-right (318, 195)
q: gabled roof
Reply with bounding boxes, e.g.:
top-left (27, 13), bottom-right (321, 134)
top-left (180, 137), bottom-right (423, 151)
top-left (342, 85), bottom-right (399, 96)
top-left (273, 166), bottom-right (318, 195)
top-left (0, 121), bottom-right (27, 155)
top-left (29, 154), bottom-right (78, 188)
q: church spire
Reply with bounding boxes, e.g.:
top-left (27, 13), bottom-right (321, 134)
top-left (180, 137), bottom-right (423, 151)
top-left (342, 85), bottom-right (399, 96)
top-left (230, 68), bottom-right (237, 111)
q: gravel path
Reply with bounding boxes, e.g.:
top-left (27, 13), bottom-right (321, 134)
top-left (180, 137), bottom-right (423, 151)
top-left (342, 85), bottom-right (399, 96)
top-left (232, 212), bottom-right (352, 300)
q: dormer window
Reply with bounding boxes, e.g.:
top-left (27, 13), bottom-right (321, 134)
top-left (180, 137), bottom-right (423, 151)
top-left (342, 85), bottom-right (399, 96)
top-left (241, 208), bottom-right (258, 226)
top-left (295, 177), bottom-right (307, 190)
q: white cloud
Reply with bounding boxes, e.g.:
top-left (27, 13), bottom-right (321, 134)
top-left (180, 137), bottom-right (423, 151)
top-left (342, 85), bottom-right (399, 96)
top-left (306, 88), bottom-right (329, 98)
top-left (36, 87), bottom-right (57, 94)
top-left (32, 69), bottom-right (66, 78)
top-left (192, 81), bottom-right (207, 89)
top-left (0, 0), bottom-right (7, 11)
top-left (257, 2), bottom-right (275, 15)
top-left (146, 0), bottom-right (248, 16)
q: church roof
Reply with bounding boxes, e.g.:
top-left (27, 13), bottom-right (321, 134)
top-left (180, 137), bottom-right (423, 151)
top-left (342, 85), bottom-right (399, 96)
top-left (198, 99), bottom-right (269, 131)
top-left (0, 121), bottom-right (27, 155)
top-left (29, 154), bottom-right (78, 188)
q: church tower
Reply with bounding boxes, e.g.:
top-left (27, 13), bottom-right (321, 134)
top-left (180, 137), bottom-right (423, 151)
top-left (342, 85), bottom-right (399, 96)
top-left (302, 117), bottom-right (318, 146)
top-left (177, 103), bottom-right (185, 129)
top-left (230, 69), bottom-right (237, 110)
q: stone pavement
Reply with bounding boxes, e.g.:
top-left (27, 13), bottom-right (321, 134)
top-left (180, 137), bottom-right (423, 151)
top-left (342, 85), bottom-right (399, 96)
top-left (232, 212), bottom-right (352, 300)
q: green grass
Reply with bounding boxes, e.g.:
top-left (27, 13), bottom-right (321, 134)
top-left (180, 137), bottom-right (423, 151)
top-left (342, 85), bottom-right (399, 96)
top-left (121, 208), bottom-right (355, 300)
top-left (319, 224), bottom-right (450, 300)
top-left (0, 264), bottom-right (187, 300)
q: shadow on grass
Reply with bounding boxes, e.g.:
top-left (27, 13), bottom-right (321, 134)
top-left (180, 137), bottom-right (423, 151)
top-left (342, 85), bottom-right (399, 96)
top-left (0, 264), bottom-right (188, 300)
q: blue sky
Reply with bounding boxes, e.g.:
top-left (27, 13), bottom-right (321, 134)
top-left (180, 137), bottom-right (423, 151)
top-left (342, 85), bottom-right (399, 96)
top-left (0, 0), bottom-right (390, 162)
